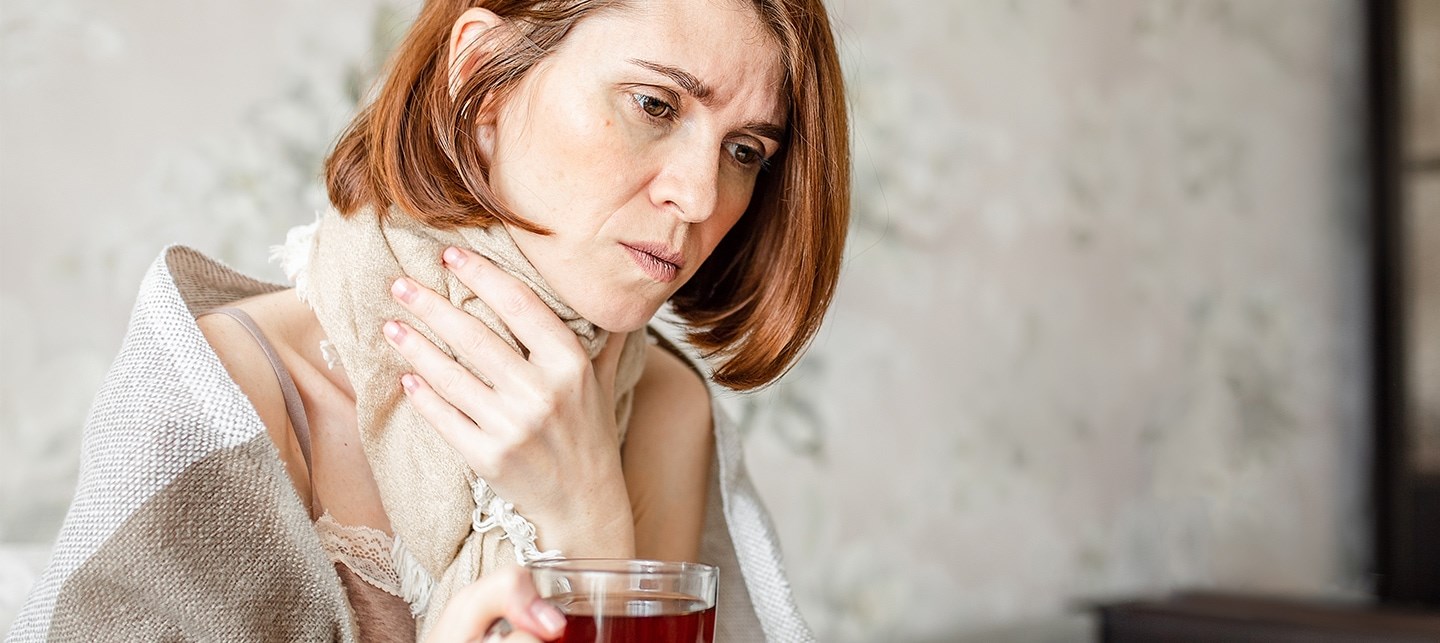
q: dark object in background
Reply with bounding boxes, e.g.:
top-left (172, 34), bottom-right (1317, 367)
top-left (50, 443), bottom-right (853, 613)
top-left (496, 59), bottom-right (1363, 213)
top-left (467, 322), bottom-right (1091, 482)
top-left (1370, 0), bottom-right (1440, 608)
top-left (1099, 593), bottom-right (1440, 643)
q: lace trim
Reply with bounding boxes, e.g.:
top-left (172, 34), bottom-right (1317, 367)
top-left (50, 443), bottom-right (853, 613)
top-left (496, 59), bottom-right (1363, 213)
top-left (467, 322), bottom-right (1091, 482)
top-left (471, 478), bottom-right (562, 565)
top-left (314, 513), bottom-right (434, 616)
top-left (314, 514), bottom-right (406, 600)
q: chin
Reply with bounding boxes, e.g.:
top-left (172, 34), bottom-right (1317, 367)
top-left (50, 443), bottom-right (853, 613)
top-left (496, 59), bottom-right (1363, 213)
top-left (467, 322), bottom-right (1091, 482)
top-left (572, 297), bottom-right (663, 335)
top-left (589, 310), bottom-right (659, 335)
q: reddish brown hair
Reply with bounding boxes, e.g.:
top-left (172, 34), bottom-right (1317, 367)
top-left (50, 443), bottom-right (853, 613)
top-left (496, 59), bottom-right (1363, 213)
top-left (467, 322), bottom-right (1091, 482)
top-left (325, 0), bottom-right (850, 391)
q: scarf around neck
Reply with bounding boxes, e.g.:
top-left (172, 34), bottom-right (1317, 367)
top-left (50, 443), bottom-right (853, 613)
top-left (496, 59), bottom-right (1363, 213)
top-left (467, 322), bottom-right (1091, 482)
top-left (284, 205), bottom-right (649, 634)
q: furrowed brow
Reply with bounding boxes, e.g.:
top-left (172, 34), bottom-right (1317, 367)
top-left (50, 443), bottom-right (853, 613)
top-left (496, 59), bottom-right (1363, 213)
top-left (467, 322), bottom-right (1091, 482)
top-left (744, 121), bottom-right (787, 144)
top-left (629, 58), bottom-right (715, 104)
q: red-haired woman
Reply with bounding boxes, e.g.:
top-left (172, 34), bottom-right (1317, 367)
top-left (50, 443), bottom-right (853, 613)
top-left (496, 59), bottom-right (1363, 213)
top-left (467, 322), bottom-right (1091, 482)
top-left (12, 0), bottom-right (848, 641)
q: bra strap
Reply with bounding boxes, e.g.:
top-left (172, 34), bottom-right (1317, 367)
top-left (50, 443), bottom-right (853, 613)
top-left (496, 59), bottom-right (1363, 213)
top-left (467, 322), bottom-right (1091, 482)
top-left (201, 306), bottom-right (318, 519)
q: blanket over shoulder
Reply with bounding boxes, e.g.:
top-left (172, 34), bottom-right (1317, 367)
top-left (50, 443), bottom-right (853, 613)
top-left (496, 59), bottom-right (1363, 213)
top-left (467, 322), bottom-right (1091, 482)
top-left (6, 246), bottom-right (812, 642)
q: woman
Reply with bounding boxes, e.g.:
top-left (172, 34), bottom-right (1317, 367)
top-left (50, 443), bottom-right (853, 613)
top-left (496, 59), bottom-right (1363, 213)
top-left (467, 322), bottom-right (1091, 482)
top-left (9, 0), bottom-right (847, 640)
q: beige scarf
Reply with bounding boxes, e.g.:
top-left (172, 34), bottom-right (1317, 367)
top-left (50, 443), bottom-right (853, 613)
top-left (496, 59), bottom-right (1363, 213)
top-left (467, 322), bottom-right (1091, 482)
top-left (290, 206), bottom-right (649, 634)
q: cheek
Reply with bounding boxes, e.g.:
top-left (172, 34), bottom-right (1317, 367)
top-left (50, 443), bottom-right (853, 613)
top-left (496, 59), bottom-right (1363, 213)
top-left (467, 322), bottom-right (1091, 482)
top-left (543, 83), bottom-right (659, 173)
top-left (697, 188), bottom-right (754, 259)
top-left (492, 89), bottom-right (640, 219)
top-left (544, 102), bottom-right (617, 176)
top-left (719, 173), bottom-right (762, 229)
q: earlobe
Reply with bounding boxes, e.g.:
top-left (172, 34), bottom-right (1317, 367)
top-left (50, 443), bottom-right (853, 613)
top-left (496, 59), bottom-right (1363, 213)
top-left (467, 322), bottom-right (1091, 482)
top-left (447, 7), bottom-right (505, 99)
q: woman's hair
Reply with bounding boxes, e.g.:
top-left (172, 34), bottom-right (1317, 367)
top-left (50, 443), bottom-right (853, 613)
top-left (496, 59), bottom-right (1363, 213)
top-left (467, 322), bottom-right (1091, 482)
top-left (325, 0), bottom-right (849, 391)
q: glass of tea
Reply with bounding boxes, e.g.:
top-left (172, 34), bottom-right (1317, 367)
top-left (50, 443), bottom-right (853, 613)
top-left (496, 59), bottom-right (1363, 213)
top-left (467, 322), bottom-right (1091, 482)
top-left (528, 558), bottom-right (718, 643)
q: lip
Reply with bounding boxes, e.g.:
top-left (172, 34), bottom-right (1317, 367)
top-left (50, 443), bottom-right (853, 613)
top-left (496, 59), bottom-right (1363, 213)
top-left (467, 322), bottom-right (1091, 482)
top-left (621, 242), bottom-right (684, 283)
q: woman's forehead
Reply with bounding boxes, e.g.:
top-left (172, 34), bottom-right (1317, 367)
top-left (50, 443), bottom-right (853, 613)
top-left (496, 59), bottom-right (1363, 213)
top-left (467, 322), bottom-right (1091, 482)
top-left (560, 0), bottom-right (788, 115)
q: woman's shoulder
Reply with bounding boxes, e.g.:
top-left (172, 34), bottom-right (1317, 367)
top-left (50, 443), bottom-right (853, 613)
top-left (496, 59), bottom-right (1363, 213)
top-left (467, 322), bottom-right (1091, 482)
top-left (195, 304), bottom-right (293, 432)
top-left (194, 295), bottom-right (311, 497)
top-left (149, 245), bottom-right (298, 444)
top-left (639, 329), bottom-right (710, 394)
top-left (631, 331), bottom-right (713, 437)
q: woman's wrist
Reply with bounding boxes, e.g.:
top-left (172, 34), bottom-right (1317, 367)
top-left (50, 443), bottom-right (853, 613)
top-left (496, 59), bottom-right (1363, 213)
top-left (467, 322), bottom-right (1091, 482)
top-left (532, 481), bottom-right (636, 558)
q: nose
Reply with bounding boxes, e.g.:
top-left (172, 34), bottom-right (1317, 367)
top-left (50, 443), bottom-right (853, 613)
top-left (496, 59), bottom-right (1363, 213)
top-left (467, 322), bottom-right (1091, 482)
top-left (648, 137), bottom-right (720, 225)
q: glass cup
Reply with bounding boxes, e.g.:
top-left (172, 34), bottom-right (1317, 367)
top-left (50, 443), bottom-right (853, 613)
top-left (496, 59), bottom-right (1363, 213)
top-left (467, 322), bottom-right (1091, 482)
top-left (529, 559), bottom-right (718, 643)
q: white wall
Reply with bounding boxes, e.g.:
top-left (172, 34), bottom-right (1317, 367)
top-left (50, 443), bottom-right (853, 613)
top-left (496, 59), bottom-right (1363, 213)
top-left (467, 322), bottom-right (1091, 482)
top-left (1, 1), bottom-right (1369, 640)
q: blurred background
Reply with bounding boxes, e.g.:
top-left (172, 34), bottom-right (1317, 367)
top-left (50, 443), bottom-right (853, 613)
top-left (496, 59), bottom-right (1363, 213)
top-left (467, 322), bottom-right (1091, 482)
top-left (2, 0), bottom-right (1437, 641)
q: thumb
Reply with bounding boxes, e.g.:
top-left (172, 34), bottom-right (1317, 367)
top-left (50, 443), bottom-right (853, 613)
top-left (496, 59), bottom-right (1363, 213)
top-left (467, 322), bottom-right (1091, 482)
top-left (594, 330), bottom-right (630, 398)
top-left (423, 567), bottom-right (565, 643)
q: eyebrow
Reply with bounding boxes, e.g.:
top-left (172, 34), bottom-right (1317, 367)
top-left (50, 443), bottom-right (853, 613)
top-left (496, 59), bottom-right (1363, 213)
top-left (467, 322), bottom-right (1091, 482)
top-left (743, 121), bottom-right (788, 145)
top-left (628, 58), bottom-right (788, 145)
top-left (629, 58), bottom-right (714, 103)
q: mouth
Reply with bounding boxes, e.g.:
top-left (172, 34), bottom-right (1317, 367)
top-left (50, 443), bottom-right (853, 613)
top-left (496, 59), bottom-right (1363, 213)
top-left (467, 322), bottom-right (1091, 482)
top-left (620, 242), bottom-right (684, 283)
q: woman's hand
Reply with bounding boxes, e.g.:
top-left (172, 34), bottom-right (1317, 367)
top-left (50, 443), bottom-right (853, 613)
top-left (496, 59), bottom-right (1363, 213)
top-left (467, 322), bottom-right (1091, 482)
top-left (383, 245), bottom-right (636, 557)
top-left (424, 566), bottom-right (565, 643)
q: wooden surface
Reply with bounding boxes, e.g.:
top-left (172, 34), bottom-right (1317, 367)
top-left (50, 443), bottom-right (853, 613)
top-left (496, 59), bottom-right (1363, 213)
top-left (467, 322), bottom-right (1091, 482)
top-left (1099, 593), bottom-right (1440, 643)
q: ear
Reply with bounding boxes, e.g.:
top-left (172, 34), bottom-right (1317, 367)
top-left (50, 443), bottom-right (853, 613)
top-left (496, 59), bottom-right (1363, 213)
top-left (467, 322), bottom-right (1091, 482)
top-left (447, 7), bottom-right (505, 99)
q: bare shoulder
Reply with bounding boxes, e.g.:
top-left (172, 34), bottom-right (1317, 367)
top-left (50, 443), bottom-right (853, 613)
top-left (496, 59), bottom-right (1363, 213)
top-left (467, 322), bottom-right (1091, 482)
top-left (195, 303), bottom-right (305, 478)
top-left (197, 309), bottom-right (286, 418)
top-left (631, 341), bottom-right (712, 431)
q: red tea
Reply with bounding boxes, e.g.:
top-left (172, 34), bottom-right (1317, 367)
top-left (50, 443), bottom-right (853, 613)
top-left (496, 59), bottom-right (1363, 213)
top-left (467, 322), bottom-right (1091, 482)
top-left (551, 592), bottom-right (716, 643)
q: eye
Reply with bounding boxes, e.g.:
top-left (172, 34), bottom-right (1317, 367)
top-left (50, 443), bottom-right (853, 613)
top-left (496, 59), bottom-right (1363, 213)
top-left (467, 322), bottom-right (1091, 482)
top-left (632, 93), bottom-right (676, 120)
top-left (725, 141), bottom-right (768, 169)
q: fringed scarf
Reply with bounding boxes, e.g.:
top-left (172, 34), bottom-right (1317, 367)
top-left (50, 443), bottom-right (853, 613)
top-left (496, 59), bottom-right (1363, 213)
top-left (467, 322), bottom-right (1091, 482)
top-left (283, 205), bottom-right (649, 636)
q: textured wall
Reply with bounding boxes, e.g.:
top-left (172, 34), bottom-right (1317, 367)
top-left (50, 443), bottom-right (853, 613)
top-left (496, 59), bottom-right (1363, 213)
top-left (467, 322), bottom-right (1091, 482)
top-left (1, 1), bottom-right (1368, 640)
top-left (734, 1), bottom-right (1370, 640)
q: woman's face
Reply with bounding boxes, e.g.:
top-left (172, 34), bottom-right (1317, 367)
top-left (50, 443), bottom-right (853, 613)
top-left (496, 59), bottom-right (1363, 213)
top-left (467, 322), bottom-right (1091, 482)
top-left (475, 0), bottom-right (786, 333)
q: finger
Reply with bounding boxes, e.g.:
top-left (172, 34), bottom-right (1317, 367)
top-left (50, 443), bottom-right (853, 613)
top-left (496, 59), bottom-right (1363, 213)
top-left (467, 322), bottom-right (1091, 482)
top-left (391, 275), bottom-right (528, 389)
top-left (384, 318), bottom-right (508, 425)
top-left (423, 567), bottom-right (565, 643)
top-left (594, 331), bottom-right (629, 399)
top-left (399, 372), bottom-right (501, 463)
top-left (441, 247), bottom-right (585, 368)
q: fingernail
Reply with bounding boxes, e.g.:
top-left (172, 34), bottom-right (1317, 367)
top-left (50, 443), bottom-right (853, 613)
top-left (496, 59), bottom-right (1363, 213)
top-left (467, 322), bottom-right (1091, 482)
top-left (383, 320), bottom-right (405, 342)
top-left (531, 599), bottom-right (565, 634)
top-left (400, 373), bottom-right (417, 394)
top-left (442, 246), bottom-right (465, 268)
top-left (391, 277), bottom-right (414, 303)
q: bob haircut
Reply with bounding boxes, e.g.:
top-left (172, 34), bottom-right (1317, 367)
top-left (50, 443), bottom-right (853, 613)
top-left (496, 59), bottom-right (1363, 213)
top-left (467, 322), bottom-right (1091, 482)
top-left (325, 0), bottom-right (849, 391)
